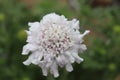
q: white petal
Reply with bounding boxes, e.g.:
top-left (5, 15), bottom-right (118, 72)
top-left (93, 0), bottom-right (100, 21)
top-left (44, 54), bottom-right (52, 62)
top-left (23, 59), bottom-right (31, 65)
top-left (46, 61), bottom-right (53, 68)
top-left (56, 55), bottom-right (66, 68)
top-left (42, 13), bottom-right (67, 24)
top-left (31, 59), bottom-right (38, 65)
top-left (38, 62), bottom-right (48, 76)
top-left (65, 51), bottom-right (75, 63)
top-left (31, 51), bottom-right (43, 65)
top-left (65, 63), bottom-right (73, 72)
top-left (23, 50), bottom-right (43, 65)
top-left (28, 22), bottom-right (40, 31)
top-left (25, 30), bottom-right (31, 35)
top-left (23, 53), bottom-right (34, 65)
top-left (22, 44), bottom-right (38, 55)
top-left (56, 56), bottom-right (63, 67)
top-left (73, 44), bottom-right (87, 53)
top-left (72, 53), bottom-right (83, 63)
top-left (22, 45), bottom-right (30, 55)
top-left (71, 19), bottom-right (79, 30)
top-left (80, 30), bottom-right (90, 38)
top-left (74, 21), bottom-right (79, 30)
top-left (50, 61), bottom-right (59, 78)
top-left (78, 44), bottom-right (87, 52)
top-left (42, 67), bottom-right (48, 76)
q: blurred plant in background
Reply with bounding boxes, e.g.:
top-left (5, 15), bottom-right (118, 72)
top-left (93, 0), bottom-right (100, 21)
top-left (0, 0), bottom-right (120, 80)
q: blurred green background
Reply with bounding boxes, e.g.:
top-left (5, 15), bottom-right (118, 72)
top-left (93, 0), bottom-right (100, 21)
top-left (0, 0), bottom-right (120, 80)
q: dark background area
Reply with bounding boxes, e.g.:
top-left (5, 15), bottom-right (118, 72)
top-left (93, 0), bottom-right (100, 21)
top-left (0, 0), bottom-right (120, 80)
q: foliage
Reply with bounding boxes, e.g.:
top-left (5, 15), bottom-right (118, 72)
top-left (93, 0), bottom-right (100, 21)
top-left (0, 0), bottom-right (120, 80)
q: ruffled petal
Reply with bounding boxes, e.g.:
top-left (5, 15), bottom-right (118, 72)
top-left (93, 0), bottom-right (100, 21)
top-left (38, 62), bottom-right (48, 76)
top-left (28, 22), bottom-right (40, 31)
top-left (65, 63), bottom-right (73, 72)
top-left (65, 51), bottom-right (75, 63)
top-left (71, 52), bottom-right (84, 63)
top-left (50, 61), bottom-right (59, 78)
top-left (56, 55), bottom-right (67, 68)
top-left (22, 44), bottom-right (38, 55)
top-left (23, 53), bottom-right (34, 65)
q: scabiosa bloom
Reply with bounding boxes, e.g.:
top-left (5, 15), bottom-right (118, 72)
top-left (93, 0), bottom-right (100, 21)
top-left (22, 13), bottom-right (90, 77)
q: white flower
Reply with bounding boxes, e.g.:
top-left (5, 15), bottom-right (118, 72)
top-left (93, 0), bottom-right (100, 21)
top-left (22, 13), bottom-right (90, 77)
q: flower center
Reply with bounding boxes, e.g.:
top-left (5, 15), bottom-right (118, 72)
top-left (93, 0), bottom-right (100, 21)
top-left (40, 24), bottom-right (71, 55)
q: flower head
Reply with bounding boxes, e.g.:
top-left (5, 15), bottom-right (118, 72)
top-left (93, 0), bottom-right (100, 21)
top-left (22, 13), bottom-right (90, 77)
